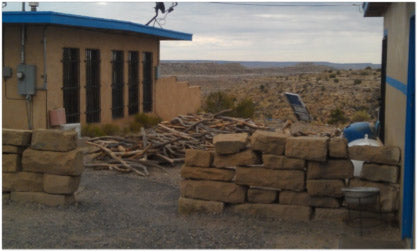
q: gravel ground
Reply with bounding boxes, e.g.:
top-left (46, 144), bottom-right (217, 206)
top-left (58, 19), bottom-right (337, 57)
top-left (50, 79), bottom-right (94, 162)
top-left (2, 166), bottom-right (401, 249)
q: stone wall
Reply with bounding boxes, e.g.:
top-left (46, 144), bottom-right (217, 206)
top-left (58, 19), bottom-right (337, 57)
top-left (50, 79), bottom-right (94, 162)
top-left (179, 131), bottom-right (401, 223)
top-left (3, 129), bottom-right (83, 206)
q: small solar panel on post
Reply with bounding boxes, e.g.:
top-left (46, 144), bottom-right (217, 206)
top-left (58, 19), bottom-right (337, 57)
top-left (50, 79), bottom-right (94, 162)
top-left (284, 92), bottom-right (312, 122)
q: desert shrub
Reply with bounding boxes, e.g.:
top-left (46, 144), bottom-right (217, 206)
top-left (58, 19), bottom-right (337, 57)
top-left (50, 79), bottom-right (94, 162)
top-left (204, 91), bottom-right (236, 114)
top-left (328, 108), bottom-right (348, 125)
top-left (352, 110), bottom-right (371, 122)
top-left (134, 113), bottom-right (162, 128)
top-left (360, 71), bottom-right (368, 75)
top-left (329, 73), bottom-right (336, 78)
top-left (334, 78), bottom-right (339, 83)
top-left (336, 70), bottom-right (341, 75)
top-left (316, 77), bottom-right (321, 81)
top-left (81, 124), bottom-right (105, 137)
top-left (365, 66), bottom-right (372, 70)
top-left (101, 123), bottom-right (120, 136)
top-left (233, 98), bottom-right (256, 119)
top-left (328, 70), bottom-right (333, 73)
top-left (259, 84), bottom-right (265, 91)
top-left (129, 121), bottom-right (143, 133)
top-left (354, 79), bottom-right (362, 85)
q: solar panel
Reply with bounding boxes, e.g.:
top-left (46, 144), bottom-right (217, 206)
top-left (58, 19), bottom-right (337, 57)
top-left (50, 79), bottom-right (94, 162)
top-left (284, 92), bottom-right (312, 122)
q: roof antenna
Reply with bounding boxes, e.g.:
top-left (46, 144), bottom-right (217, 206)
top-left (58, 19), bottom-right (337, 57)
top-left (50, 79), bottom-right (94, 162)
top-left (145, 2), bottom-right (177, 27)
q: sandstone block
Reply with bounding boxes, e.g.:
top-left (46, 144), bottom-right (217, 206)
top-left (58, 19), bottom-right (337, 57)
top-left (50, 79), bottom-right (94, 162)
top-left (307, 179), bottom-right (344, 197)
top-left (229, 203), bottom-right (312, 221)
top-left (180, 165), bottom-right (235, 182)
top-left (2, 173), bottom-right (16, 192)
top-left (13, 172), bottom-right (44, 192)
top-left (285, 137), bottom-right (328, 161)
top-left (349, 178), bottom-right (399, 212)
top-left (309, 196), bottom-right (340, 208)
top-left (22, 148), bottom-right (83, 176)
top-left (213, 149), bottom-right (259, 168)
top-left (250, 130), bottom-right (287, 155)
top-left (328, 137), bottom-right (348, 158)
top-left (185, 149), bottom-right (214, 167)
top-left (247, 188), bottom-right (277, 203)
top-left (43, 174), bottom-right (81, 194)
top-left (279, 191), bottom-right (310, 206)
top-left (2, 154), bottom-right (21, 172)
top-left (236, 167), bottom-right (305, 191)
top-left (180, 180), bottom-right (246, 203)
top-left (360, 163), bottom-right (399, 183)
top-left (10, 192), bottom-right (75, 206)
top-left (307, 160), bottom-right (353, 179)
top-left (3, 129), bottom-right (32, 146)
top-left (3, 145), bottom-right (24, 154)
top-left (178, 197), bottom-right (224, 215)
top-left (31, 129), bottom-right (77, 152)
top-left (313, 208), bottom-right (348, 223)
top-left (348, 145), bottom-right (400, 165)
top-left (263, 154), bottom-right (305, 170)
top-left (213, 133), bottom-right (248, 154)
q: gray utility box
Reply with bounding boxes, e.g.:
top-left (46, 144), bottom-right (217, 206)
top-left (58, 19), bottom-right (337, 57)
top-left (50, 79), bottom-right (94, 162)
top-left (17, 64), bottom-right (36, 95)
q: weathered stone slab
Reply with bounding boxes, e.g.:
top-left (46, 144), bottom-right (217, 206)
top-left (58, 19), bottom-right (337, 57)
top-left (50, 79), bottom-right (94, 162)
top-left (31, 129), bottom-right (77, 152)
top-left (309, 196), bottom-right (340, 208)
top-left (10, 192), bottom-right (75, 206)
top-left (250, 130), bottom-right (287, 155)
top-left (307, 179), bottom-right (345, 197)
top-left (348, 145), bottom-right (400, 165)
top-left (279, 191), bottom-right (310, 206)
top-left (213, 149), bottom-right (259, 168)
top-left (229, 203), bottom-right (312, 221)
top-left (185, 149), bottom-right (214, 167)
top-left (180, 180), bottom-right (246, 203)
top-left (213, 133), bottom-right (248, 154)
top-left (178, 197), bottom-right (224, 215)
top-left (349, 178), bottom-right (399, 212)
top-left (307, 160), bottom-right (353, 179)
top-left (3, 129), bottom-right (32, 146)
top-left (247, 188), bottom-right (277, 203)
top-left (360, 163), bottom-right (399, 183)
top-left (180, 165), bottom-right (235, 182)
top-left (2, 173), bottom-right (16, 192)
top-left (13, 172), bottom-right (43, 192)
top-left (313, 208), bottom-right (348, 223)
top-left (3, 145), bottom-right (24, 154)
top-left (43, 174), bottom-right (81, 194)
top-left (263, 154), bottom-right (305, 170)
top-left (328, 137), bottom-right (348, 158)
top-left (236, 167), bottom-right (305, 191)
top-left (285, 137), bottom-right (328, 161)
top-left (2, 154), bottom-right (21, 172)
top-left (22, 148), bottom-right (83, 176)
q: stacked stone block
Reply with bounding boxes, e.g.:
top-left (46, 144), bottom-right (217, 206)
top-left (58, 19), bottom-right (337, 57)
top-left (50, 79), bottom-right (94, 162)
top-left (178, 131), bottom-right (402, 224)
top-left (3, 129), bottom-right (83, 206)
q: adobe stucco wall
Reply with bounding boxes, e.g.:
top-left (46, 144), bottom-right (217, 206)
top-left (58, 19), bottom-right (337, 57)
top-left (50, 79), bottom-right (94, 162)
top-left (155, 76), bottom-right (201, 120)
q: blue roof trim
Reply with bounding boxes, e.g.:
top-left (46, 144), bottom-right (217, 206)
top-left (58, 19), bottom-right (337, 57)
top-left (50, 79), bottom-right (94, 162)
top-left (2, 11), bottom-right (192, 41)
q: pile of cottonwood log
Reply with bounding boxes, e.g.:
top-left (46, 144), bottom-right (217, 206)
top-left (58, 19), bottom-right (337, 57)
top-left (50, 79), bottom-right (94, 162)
top-left (85, 110), bottom-right (268, 176)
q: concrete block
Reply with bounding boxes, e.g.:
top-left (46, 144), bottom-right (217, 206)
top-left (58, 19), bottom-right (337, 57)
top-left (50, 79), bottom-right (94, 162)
top-left (180, 180), bottom-right (246, 203)
top-left (228, 203), bottom-right (312, 221)
top-left (247, 188), bottom-right (277, 203)
top-left (43, 174), bottom-right (81, 194)
top-left (185, 149), bottom-right (214, 167)
top-left (328, 137), bottom-right (348, 158)
top-left (31, 129), bottom-right (77, 152)
top-left (309, 196), bottom-right (340, 208)
top-left (3, 129), bottom-right (32, 146)
top-left (307, 160), bottom-right (353, 179)
top-left (3, 145), bottom-right (24, 154)
top-left (22, 148), bottom-right (83, 176)
top-left (2, 154), bottom-right (21, 172)
top-left (213, 133), bottom-right (248, 154)
top-left (10, 192), bottom-right (75, 206)
top-left (279, 191), bottom-right (310, 206)
top-left (236, 167), bottom-right (305, 191)
top-left (213, 149), bottom-right (259, 168)
top-left (348, 145), bottom-right (400, 165)
top-left (178, 197), bottom-right (224, 214)
top-left (262, 154), bottom-right (305, 170)
top-left (250, 130), bottom-right (287, 155)
top-left (180, 165), bottom-right (235, 182)
top-left (307, 179), bottom-right (345, 197)
top-left (360, 163), bottom-right (399, 183)
top-left (285, 136), bottom-right (328, 161)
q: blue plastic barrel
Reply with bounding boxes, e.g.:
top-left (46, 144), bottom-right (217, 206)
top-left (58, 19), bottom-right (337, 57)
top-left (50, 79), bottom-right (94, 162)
top-left (343, 122), bottom-right (376, 142)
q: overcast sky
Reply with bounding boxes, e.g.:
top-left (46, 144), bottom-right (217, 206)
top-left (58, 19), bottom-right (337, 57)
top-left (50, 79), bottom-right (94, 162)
top-left (3, 2), bottom-right (384, 63)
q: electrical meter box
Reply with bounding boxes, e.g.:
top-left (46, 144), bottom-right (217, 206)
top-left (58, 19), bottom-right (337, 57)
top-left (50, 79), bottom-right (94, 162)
top-left (17, 64), bottom-right (36, 95)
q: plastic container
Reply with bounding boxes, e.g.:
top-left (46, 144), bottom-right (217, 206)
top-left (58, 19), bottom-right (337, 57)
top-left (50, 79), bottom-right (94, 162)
top-left (343, 122), bottom-right (376, 142)
top-left (49, 108), bottom-right (66, 126)
top-left (348, 135), bottom-right (381, 177)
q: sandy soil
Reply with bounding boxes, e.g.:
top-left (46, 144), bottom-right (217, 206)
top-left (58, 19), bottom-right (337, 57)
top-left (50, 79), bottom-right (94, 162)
top-left (2, 166), bottom-right (401, 249)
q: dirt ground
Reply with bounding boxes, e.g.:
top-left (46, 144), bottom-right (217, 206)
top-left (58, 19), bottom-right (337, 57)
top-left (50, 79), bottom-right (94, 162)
top-left (2, 166), bottom-right (401, 249)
